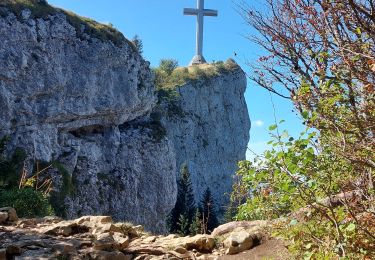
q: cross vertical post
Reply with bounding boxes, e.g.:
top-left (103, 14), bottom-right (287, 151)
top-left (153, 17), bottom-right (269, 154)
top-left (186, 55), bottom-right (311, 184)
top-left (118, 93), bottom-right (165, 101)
top-left (184, 0), bottom-right (218, 66)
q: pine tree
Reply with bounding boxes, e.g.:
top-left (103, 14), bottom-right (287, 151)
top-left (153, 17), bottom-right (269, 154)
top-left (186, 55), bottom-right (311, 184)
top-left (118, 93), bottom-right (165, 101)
top-left (177, 214), bottom-right (189, 236)
top-left (131, 35), bottom-right (143, 54)
top-left (167, 164), bottom-right (196, 235)
top-left (200, 188), bottom-right (219, 234)
top-left (189, 208), bottom-right (202, 235)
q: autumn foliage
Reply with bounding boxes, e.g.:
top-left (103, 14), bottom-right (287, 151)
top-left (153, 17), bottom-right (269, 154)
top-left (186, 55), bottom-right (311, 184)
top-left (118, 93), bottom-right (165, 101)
top-left (232, 0), bottom-right (374, 258)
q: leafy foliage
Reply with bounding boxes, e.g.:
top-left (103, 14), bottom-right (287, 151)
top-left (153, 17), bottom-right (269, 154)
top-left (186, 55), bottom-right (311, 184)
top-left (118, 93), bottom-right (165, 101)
top-left (275, 212), bottom-right (375, 259)
top-left (159, 59), bottom-right (179, 76)
top-left (0, 188), bottom-right (53, 217)
top-left (0, 137), bottom-right (58, 218)
top-left (241, 0), bottom-right (374, 170)
top-left (232, 123), bottom-right (375, 258)
top-left (236, 0), bottom-right (375, 258)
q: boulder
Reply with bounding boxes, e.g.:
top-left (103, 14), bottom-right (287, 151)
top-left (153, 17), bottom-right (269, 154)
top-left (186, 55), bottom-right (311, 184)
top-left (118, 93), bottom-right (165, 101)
top-left (223, 230), bottom-right (253, 255)
top-left (177, 234), bottom-right (215, 253)
top-left (94, 233), bottom-right (116, 251)
top-left (41, 220), bottom-right (77, 236)
top-left (75, 216), bottom-right (113, 226)
top-left (92, 223), bottom-right (122, 235)
top-left (113, 223), bottom-right (141, 238)
top-left (211, 220), bottom-right (268, 237)
top-left (112, 232), bottom-right (130, 250)
top-left (0, 207), bottom-right (18, 222)
top-left (173, 246), bottom-right (188, 254)
top-left (0, 212), bottom-right (8, 224)
top-left (17, 219), bottom-right (37, 228)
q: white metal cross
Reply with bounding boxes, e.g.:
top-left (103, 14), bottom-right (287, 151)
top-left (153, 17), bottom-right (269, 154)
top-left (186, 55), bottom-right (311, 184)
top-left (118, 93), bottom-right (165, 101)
top-left (184, 0), bottom-right (218, 65)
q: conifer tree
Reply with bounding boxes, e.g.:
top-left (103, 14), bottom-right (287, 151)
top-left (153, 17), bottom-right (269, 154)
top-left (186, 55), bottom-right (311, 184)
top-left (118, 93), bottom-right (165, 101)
top-left (167, 164), bottom-right (196, 235)
top-left (131, 35), bottom-right (143, 54)
top-left (177, 214), bottom-right (189, 236)
top-left (189, 208), bottom-right (202, 235)
top-left (200, 188), bottom-right (218, 234)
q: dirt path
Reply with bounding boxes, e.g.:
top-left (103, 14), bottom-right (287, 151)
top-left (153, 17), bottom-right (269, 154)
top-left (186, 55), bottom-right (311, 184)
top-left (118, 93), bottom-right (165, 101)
top-left (218, 239), bottom-right (290, 260)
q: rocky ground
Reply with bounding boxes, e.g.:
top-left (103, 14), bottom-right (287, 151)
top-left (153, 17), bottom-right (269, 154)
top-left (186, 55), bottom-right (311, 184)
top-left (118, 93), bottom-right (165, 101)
top-left (0, 207), bottom-right (289, 260)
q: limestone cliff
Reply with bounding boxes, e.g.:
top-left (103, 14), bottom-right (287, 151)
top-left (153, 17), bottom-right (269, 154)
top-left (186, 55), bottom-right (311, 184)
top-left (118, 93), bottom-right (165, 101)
top-left (0, 2), bottom-right (250, 233)
top-left (0, 3), bottom-right (176, 234)
top-left (157, 63), bottom-right (250, 216)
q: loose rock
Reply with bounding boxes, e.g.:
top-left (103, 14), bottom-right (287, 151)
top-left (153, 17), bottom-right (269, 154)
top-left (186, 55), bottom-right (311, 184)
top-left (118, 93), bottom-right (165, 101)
top-left (0, 208), bottom-right (18, 222)
top-left (0, 212), bottom-right (8, 224)
top-left (223, 230), bottom-right (253, 255)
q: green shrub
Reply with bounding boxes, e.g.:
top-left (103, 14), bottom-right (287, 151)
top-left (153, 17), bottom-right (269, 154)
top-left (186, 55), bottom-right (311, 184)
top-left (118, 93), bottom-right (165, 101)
top-left (231, 121), bottom-right (375, 259)
top-left (159, 59), bottom-right (179, 76)
top-left (0, 188), bottom-right (54, 217)
top-left (0, 137), bottom-right (64, 218)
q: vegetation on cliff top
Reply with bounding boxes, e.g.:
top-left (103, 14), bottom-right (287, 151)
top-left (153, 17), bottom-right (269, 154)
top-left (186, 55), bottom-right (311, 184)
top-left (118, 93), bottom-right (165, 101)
top-left (154, 59), bottom-right (240, 115)
top-left (154, 58), bottom-right (240, 91)
top-left (0, 0), bottom-right (133, 48)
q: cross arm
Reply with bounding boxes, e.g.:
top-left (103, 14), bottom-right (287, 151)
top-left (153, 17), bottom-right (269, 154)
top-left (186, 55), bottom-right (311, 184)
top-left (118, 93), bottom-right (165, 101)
top-left (183, 8), bottom-right (218, 17)
top-left (203, 9), bottom-right (218, 16)
top-left (183, 8), bottom-right (198, 15)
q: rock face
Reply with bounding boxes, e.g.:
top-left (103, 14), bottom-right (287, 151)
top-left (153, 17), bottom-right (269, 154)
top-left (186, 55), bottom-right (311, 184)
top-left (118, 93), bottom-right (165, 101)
top-left (0, 3), bottom-right (250, 233)
top-left (160, 67), bottom-right (250, 216)
top-left (0, 10), bottom-right (155, 160)
top-left (0, 7), bottom-right (176, 233)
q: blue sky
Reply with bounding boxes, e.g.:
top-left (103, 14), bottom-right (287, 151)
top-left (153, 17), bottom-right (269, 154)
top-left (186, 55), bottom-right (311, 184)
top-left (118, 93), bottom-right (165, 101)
top-left (47, 0), bottom-right (304, 158)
